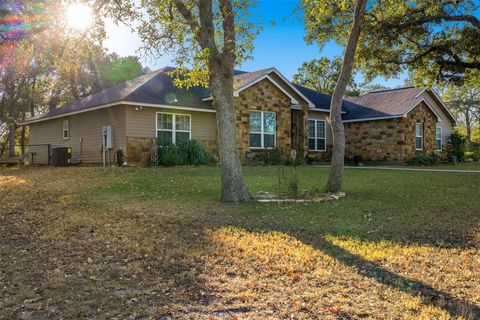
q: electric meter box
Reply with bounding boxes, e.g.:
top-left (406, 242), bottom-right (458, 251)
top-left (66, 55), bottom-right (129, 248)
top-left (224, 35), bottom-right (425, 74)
top-left (102, 125), bottom-right (113, 149)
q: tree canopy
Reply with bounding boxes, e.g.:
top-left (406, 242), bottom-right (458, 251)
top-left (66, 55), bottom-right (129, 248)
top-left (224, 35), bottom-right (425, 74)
top-left (0, 0), bottom-right (146, 156)
top-left (292, 57), bottom-right (345, 95)
top-left (440, 70), bottom-right (480, 147)
top-left (292, 56), bottom-right (393, 96)
top-left (302, 0), bottom-right (480, 85)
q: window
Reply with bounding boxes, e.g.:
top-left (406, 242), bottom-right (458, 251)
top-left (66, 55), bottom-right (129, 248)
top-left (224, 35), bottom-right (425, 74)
top-left (249, 111), bottom-right (276, 149)
top-left (308, 119), bottom-right (326, 151)
top-left (156, 113), bottom-right (191, 144)
top-left (63, 120), bottom-right (69, 140)
top-left (415, 123), bottom-right (423, 150)
top-left (436, 127), bottom-right (442, 151)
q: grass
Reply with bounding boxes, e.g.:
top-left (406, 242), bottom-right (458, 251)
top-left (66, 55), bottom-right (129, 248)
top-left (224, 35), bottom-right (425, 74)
top-left (1, 164), bottom-right (480, 319)
top-left (391, 161), bottom-right (480, 171)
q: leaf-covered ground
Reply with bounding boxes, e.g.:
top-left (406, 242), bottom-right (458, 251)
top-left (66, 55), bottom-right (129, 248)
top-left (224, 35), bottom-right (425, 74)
top-left (1, 166), bottom-right (479, 319)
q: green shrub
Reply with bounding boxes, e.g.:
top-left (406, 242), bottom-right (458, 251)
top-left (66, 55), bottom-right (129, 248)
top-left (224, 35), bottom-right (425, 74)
top-left (162, 148), bottom-right (184, 166)
top-left (407, 154), bottom-right (440, 166)
top-left (473, 152), bottom-right (480, 162)
top-left (447, 130), bottom-right (467, 161)
top-left (260, 148), bottom-right (282, 165)
top-left (178, 140), bottom-right (208, 165)
top-left (152, 139), bottom-right (209, 166)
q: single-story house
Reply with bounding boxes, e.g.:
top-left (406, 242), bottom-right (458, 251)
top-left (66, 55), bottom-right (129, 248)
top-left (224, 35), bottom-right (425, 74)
top-left (23, 67), bottom-right (456, 165)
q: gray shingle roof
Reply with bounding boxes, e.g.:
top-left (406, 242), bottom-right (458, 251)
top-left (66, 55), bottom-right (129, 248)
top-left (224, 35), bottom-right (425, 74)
top-left (344, 87), bottom-right (425, 121)
top-left (25, 67), bottom-right (452, 125)
top-left (233, 68), bottom-right (273, 89)
top-left (27, 67), bottom-right (213, 122)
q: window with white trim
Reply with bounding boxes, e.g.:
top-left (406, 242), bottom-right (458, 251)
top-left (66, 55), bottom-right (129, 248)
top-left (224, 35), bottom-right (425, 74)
top-left (249, 111), bottom-right (276, 149)
top-left (63, 120), bottom-right (69, 140)
top-left (415, 123), bottom-right (423, 150)
top-left (156, 113), bottom-right (191, 145)
top-left (308, 119), bottom-right (326, 151)
top-left (436, 127), bottom-right (442, 151)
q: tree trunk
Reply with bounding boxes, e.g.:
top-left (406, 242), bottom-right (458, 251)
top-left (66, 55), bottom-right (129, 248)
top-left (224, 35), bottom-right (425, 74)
top-left (210, 63), bottom-right (251, 203)
top-left (0, 135), bottom-right (9, 158)
top-left (8, 124), bottom-right (16, 157)
top-left (326, 0), bottom-right (367, 192)
top-left (20, 124), bottom-right (25, 156)
top-left (465, 110), bottom-right (471, 151)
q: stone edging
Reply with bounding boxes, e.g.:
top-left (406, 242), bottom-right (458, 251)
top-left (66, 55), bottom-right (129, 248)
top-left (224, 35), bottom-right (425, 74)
top-left (253, 191), bottom-right (346, 204)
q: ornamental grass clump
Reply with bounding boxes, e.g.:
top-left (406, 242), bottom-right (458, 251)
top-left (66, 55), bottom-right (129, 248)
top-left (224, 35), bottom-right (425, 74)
top-left (152, 139), bottom-right (210, 166)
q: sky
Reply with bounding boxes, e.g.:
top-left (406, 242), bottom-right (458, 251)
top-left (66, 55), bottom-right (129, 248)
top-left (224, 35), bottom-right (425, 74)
top-left (103, 0), bottom-right (407, 87)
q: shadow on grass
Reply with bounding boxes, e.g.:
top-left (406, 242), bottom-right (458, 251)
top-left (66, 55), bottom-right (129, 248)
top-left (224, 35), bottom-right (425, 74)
top-left (313, 235), bottom-right (480, 319)
top-left (225, 213), bottom-right (480, 319)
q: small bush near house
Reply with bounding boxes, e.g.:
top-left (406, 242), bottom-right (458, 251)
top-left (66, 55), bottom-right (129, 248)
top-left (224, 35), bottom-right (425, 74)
top-left (465, 151), bottom-right (480, 162)
top-left (447, 130), bottom-right (467, 161)
top-left (473, 152), bottom-right (480, 162)
top-left (406, 154), bottom-right (440, 166)
top-left (179, 140), bottom-right (209, 165)
top-left (152, 139), bottom-right (209, 166)
top-left (260, 147), bottom-right (282, 165)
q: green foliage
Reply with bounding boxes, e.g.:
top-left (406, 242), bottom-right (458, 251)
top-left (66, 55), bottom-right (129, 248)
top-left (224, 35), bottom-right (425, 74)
top-left (276, 165), bottom-right (301, 198)
top-left (301, 0), bottom-right (480, 84)
top-left (260, 148), bottom-right (282, 165)
top-left (160, 144), bottom-right (184, 167)
top-left (118, 0), bottom-right (261, 88)
top-left (178, 140), bottom-right (209, 165)
top-left (293, 57), bottom-right (349, 95)
top-left (447, 130), bottom-right (467, 161)
top-left (152, 139), bottom-right (210, 166)
top-left (97, 55), bottom-right (146, 89)
top-left (464, 151), bottom-right (480, 162)
top-left (406, 154), bottom-right (440, 166)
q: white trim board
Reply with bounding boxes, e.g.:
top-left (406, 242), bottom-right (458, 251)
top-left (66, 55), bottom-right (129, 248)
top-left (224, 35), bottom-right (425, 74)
top-left (269, 68), bottom-right (316, 108)
top-left (233, 74), bottom-right (300, 105)
top-left (415, 88), bottom-right (456, 123)
top-left (406, 98), bottom-right (443, 122)
top-left (342, 115), bottom-right (403, 123)
top-left (202, 68), bottom-right (316, 108)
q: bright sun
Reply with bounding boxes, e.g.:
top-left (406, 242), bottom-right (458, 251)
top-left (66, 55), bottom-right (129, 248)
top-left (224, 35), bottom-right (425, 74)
top-left (66, 3), bottom-right (93, 30)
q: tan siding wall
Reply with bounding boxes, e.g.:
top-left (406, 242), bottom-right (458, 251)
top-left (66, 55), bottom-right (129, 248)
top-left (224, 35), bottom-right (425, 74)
top-left (125, 106), bottom-right (217, 140)
top-left (124, 106), bottom-right (218, 163)
top-left (29, 106), bottom-right (126, 164)
top-left (420, 92), bottom-right (454, 145)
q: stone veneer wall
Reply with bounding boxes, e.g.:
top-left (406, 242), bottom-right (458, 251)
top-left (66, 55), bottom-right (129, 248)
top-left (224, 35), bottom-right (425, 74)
top-left (126, 137), bottom-right (155, 164)
top-left (234, 79), bottom-right (292, 160)
top-left (344, 102), bottom-right (437, 162)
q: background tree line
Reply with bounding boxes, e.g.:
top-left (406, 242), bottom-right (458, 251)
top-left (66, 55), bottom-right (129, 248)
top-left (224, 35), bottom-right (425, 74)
top-left (0, 0), bottom-right (147, 158)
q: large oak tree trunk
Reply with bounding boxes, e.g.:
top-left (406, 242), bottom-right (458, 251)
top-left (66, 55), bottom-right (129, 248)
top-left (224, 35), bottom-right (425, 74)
top-left (327, 0), bottom-right (367, 192)
top-left (210, 62), bottom-right (251, 203)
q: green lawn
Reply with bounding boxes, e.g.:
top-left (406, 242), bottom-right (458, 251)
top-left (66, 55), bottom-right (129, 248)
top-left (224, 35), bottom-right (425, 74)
top-left (1, 165), bottom-right (479, 319)
top-left (388, 162), bottom-right (480, 171)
